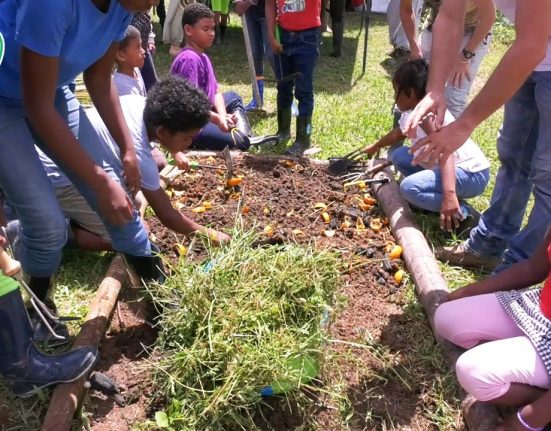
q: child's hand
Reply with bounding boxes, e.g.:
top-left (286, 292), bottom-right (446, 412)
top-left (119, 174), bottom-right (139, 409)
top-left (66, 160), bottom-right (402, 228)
top-left (269, 37), bottom-right (283, 55)
top-left (226, 114), bottom-right (236, 129)
top-left (172, 152), bottom-right (190, 171)
top-left (213, 113), bottom-right (231, 132)
top-left (121, 150), bottom-right (141, 195)
top-left (97, 176), bottom-right (134, 225)
top-left (363, 143), bottom-right (379, 156)
top-left (197, 227), bottom-right (231, 246)
top-left (440, 194), bottom-right (462, 231)
top-left (148, 42), bottom-right (156, 55)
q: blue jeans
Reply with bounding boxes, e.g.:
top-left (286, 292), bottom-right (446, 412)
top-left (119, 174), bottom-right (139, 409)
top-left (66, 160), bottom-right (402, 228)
top-left (392, 146), bottom-right (490, 216)
top-left (192, 91), bottom-right (250, 151)
top-left (244, 9), bottom-right (274, 76)
top-left (274, 27), bottom-right (320, 117)
top-left (0, 87), bottom-right (151, 277)
top-left (466, 71), bottom-right (551, 267)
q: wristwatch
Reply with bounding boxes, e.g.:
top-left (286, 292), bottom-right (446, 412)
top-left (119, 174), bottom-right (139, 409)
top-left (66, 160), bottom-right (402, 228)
top-left (462, 49), bottom-right (475, 60)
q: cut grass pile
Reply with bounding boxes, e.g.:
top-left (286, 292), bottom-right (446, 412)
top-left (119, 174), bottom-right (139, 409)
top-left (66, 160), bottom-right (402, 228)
top-left (147, 230), bottom-right (341, 430)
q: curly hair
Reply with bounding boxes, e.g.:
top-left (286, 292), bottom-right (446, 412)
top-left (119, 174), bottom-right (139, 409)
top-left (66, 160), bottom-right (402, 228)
top-left (119, 25), bottom-right (141, 51)
top-left (144, 76), bottom-right (211, 134)
top-left (392, 58), bottom-right (430, 100)
top-left (182, 2), bottom-right (214, 27)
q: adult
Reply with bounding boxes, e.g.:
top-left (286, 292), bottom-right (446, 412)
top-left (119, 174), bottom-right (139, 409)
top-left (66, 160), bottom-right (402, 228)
top-left (386, 0), bottom-right (423, 58)
top-left (0, 0), bottom-right (165, 329)
top-left (400, 0), bottom-right (495, 119)
top-left (403, 0), bottom-right (551, 272)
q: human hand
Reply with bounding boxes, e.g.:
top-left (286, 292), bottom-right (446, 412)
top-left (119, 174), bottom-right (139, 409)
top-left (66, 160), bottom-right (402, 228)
top-left (97, 176), bottom-right (134, 225)
top-left (404, 91), bottom-right (447, 138)
top-left (408, 44), bottom-right (423, 61)
top-left (440, 193), bottom-right (462, 231)
top-left (450, 58), bottom-right (471, 89)
top-left (226, 114), bottom-right (236, 129)
top-left (363, 143), bottom-right (379, 156)
top-left (447, 284), bottom-right (476, 302)
top-left (269, 37), bottom-right (283, 55)
top-left (198, 227), bottom-right (231, 246)
top-left (172, 152), bottom-right (190, 171)
top-left (122, 150), bottom-right (141, 195)
top-left (235, 0), bottom-right (250, 16)
top-left (148, 42), bottom-right (156, 55)
top-left (410, 117), bottom-right (474, 166)
top-left (213, 113), bottom-right (231, 132)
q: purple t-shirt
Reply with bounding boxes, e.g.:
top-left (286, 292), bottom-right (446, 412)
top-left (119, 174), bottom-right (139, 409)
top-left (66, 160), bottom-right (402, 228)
top-left (170, 48), bottom-right (218, 106)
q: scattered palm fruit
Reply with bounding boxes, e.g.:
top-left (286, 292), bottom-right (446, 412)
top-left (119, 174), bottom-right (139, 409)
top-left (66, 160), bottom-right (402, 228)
top-left (242, 206), bottom-right (250, 215)
top-left (313, 202), bottom-right (327, 210)
top-left (389, 245), bottom-right (403, 259)
top-left (340, 218), bottom-right (351, 229)
top-left (370, 218), bottom-right (382, 231)
top-left (321, 212), bottom-right (330, 224)
top-left (192, 206), bottom-right (206, 213)
top-left (359, 203), bottom-right (372, 211)
top-left (173, 243), bottom-right (187, 256)
top-left (263, 207), bottom-right (271, 215)
top-left (323, 229), bottom-right (336, 237)
top-left (292, 229), bottom-right (304, 236)
top-left (203, 201), bottom-right (213, 209)
top-left (227, 177), bottom-right (243, 187)
top-left (363, 195), bottom-right (377, 205)
top-left (356, 217), bottom-right (366, 230)
top-left (264, 225), bottom-right (274, 237)
top-left (394, 270), bottom-right (405, 284)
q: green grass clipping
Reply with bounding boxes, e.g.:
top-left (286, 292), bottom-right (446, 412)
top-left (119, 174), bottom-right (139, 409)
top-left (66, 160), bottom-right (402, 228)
top-left (147, 230), bottom-right (341, 430)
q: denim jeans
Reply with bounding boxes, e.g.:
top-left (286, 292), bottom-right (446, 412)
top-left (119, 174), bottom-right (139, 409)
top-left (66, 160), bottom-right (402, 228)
top-left (140, 51), bottom-right (159, 92)
top-left (0, 87), bottom-right (151, 277)
top-left (420, 29), bottom-right (492, 119)
top-left (392, 146), bottom-right (490, 216)
top-left (274, 27), bottom-right (320, 117)
top-left (466, 71), bottom-right (551, 268)
top-left (192, 91), bottom-right (250, 151)
top-left (244, 9), bottom-right (274, 76)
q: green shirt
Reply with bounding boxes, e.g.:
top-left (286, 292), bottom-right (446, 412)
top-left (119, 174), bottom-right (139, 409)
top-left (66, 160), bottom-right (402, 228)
top-left (424, 0), bottom-right (480, 33)
top-left (0, 274), bottom-right (18, 297)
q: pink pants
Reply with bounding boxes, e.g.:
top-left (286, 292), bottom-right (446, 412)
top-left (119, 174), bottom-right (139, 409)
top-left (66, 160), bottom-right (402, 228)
top-left (434, 294), bottom-right (551, 401)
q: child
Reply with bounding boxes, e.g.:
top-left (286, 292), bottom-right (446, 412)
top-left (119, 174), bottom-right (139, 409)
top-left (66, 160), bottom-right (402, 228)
top-left (114, 25), bottom-right (166, 170)
top-left (363, 59), bottom-right (490, 232)
top-left (435, 230), bottom-right (551, 430)
top-left (37, 77), bottom-right (230, 252)
top-left (266, 0), bottom-right (321, 155)
top-left (131, 9), bottom-right (159, 91)
top-left (113, 25), bottom-right (147, 97)
top-left (171, 3), bottom-right (277, 152)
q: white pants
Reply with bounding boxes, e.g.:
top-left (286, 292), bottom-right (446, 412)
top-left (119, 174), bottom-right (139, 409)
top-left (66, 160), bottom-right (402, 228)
top-left (387, 0), bottom-right (423, 50)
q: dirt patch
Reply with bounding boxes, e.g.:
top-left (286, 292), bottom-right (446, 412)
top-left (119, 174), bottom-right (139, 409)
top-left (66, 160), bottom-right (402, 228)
top-left (88, 154), bottom-right (447, 430)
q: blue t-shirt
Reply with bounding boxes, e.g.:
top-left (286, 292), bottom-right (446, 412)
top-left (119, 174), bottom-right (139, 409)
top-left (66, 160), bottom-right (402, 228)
top-left (0, 0), bottom-right (131, 103)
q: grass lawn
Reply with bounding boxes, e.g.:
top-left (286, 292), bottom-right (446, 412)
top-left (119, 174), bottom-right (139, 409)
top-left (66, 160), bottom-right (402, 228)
top-left (0, 8), bottom-right (514, 430)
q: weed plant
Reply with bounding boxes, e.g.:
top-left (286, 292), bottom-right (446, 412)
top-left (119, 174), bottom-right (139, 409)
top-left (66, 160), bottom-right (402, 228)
top-left (147, 230), bottom-right (341, 430)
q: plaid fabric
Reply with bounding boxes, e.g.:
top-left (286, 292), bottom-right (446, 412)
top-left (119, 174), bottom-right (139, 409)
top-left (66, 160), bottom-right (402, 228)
top-left (131, 11), bottom-right (152, 49)
top-left (497, 288), bottom-right (551, 377)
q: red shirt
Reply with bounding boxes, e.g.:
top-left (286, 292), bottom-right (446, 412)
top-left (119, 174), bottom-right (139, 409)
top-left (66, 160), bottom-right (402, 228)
top-left (276, 0), bottom-right (321, 32)
top-left (540, 243), bottom-right (551, 319)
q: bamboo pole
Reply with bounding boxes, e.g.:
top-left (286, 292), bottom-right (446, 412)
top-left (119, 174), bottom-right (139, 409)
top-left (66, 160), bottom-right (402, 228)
top-left (41, 255), bottom-right (128, 431)
top-left (369, 161), bottom-right (501, 431)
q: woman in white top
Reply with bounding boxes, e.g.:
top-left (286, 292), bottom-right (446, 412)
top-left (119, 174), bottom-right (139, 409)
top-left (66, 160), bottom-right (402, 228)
top-left (364, 59), bottom-right (490, 231)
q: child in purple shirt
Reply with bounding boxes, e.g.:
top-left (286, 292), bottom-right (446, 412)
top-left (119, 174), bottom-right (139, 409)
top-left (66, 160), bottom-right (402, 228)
top-left (171, 3), bottom-right (277, 151)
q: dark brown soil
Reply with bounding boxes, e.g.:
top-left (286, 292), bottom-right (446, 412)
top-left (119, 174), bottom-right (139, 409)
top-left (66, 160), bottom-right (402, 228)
top-left (87, 154), bottom-right (453, 430)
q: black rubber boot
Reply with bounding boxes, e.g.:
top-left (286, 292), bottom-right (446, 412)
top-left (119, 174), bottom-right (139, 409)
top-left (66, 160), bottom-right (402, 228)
top-left (0, 285), bottom-right (98, 398)
top-left (122, 244), bottom-right (167, 285)
top-left (233, 108), bottom-right (253, 137)
top-left (286, 116), bottom-right (312, 156)
top-left (330, 21), bottom-right (344, 57)
top-left (276, 108), bottom-right (292, 143)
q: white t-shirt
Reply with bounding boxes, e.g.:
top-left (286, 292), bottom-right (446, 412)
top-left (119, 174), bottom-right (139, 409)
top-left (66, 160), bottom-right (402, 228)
top-left (399, 109), bottom-right (490, 173)
top-left (113, 68), bottom-right (147, 97)
top-left (493, 0), bottom-right (551, 72)
top-left (39, 94), bottom-right (160, 191)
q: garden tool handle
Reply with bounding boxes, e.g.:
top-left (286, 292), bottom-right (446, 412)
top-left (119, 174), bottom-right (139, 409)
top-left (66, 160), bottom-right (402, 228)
top-left (0, 248), bottom-right (21, 278)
